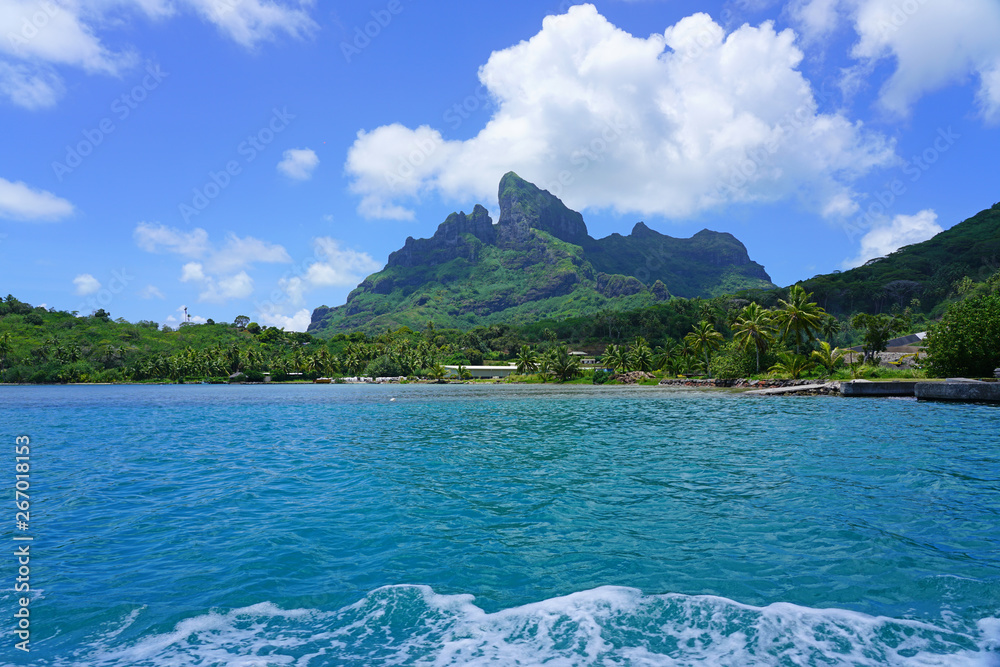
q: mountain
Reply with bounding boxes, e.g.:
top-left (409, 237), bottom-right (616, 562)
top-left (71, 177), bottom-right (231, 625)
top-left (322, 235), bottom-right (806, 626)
top-left (800, 202), bottom-right (1000, 316)
top-left (309, 173), bottom-right (775, 334)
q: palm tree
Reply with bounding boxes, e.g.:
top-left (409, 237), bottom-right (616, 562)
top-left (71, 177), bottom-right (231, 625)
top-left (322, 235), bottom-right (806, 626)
top-left (652, 346), bottom-right (671, 371)
top-left (684, 320), bottom-right (724, 378)
top-left (811, 341), bottom-right (845, 375)
top-left (769, 352), bottom-right (815, 379)
top-left (602, 344), bottom-right (630, 373)
top-left (427, 363), bottom-right (447, 380)
top-left (732, 303), bottom-right (775, 373)
top-left (537, 355), bottom-right (553, 382)
top-left (547, 346), bottom-right (582, 382)
top-left (629, 343), bottom-right (653, 372)
top-left (515, 345), bottom-right (539, 375)
top-left (774, 285), bottom-right (825, 354)
top-left (820, 315), bottom-right (840, 344)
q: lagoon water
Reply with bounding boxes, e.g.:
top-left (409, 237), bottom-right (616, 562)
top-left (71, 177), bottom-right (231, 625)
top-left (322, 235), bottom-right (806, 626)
top-left (1, 384), bottom-right (999, 665)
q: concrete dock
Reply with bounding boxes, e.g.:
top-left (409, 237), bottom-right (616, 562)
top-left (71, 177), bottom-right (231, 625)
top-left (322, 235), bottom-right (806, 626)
top-left (915, 380), bottom-right (1000, 403)
top-left (840, 380), bottom-right (919, 397)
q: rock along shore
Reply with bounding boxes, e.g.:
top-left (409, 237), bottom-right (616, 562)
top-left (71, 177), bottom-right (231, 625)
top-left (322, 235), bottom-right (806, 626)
top-left (658, 378), bottom-right (841, 396)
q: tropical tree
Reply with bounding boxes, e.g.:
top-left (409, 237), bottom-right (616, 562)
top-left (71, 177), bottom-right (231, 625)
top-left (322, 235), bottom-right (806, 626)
top-left (811, 341), bottom-right (845, 375)
top-left (629, 337), bottom-right (654, 372)
top-left (652, 346), bottom-right (671, 371)
top-left (769, 352), bottom-right (815, 379)
top-left (684, 320), bottom-right (724, 378)
top-left (851, 313), bottom-right (909, 365)
top-left (0, 332), bottom-right (12, 378)
top-left (546, 346), bottom-right (582, 382)
top-left (774, 285), bottom-right (825, 353)
top-left (602, 344), bottom-right (630, 373)
top-left (515, 345), bottom-right (539, 375)
top-left (925, 291), bottom-right (1000, 377)
top-left (732, 303), bottom-right (775, 373)
top-left (427, 363), bottom-right (447, 380)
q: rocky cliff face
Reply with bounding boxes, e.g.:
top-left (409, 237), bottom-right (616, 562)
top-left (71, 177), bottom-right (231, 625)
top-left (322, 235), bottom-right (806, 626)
top-left (387, 205), bottom-right (495, 269)
top-left (496, 172), bottom-right (589, 247)
top-left (309, 173), bottom-right (775, 334)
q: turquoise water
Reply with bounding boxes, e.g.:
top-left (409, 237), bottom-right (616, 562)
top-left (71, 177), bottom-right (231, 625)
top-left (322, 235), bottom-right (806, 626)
top-left (1, 384), bottom-right (999, 665)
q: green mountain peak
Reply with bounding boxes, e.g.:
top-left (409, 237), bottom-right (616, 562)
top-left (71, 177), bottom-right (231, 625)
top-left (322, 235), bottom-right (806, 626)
top-left (309, 174), bottom-right (775, 335)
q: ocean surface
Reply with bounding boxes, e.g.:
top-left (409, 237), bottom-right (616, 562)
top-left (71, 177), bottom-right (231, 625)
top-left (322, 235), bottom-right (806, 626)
top-left (1, 383), bottom-right (998, 666)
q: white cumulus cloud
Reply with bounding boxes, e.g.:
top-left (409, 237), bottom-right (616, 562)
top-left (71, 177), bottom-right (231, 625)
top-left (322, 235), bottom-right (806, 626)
top-left (134, 222), bottom-right (210, 257)
top-left (0, 177), bottom-right (74, 221)
top-left (135, 222), bottom-right (291, 305)
top-left (139, 285), bottom-right (165, 299)
top-left (277, 148), bottom-right (320, 180)
top-left (790, 0), bottom-right (1000, 123)
top-left (274, 237), bottom-right (382, 308)
top-left (211, 233), bottom-right (291, 273)
top-left (134, 223), bottom-right (290, 272)
top-left (850, 0), bottom-right (1000, 122)
top-left (182, 0), bottom-right (316, 48)
top-left (346, 5), bottom-right (894, 222)
top-left (0, 62), bottom-right (63, 109)
top-left (180, 262), bottom-right (206, 283)
top-left (257, 308), bottom-right (312, 332)
top-left (0, 0), bottom-right (315, 108)
top-left (197, 271), bottom-right (254, 303)
top-left (842, 209), bottom-right (943, 269)
top-left (788, 0), bottom-right (843, 43)
top-left (73, 273), bottom-right (101, 295)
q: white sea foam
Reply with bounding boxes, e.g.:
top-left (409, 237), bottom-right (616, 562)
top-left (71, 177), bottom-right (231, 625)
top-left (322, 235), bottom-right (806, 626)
top-left (43, 586), bottom-right (1000, 667)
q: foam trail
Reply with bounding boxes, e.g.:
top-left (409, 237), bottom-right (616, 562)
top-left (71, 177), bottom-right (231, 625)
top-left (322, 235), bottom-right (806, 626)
top-left (34, 586), bottom-right (1000, 666)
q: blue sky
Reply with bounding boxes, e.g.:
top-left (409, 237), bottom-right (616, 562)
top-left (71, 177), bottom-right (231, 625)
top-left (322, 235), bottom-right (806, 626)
top-left (1, 0), bottom-right (998, 330)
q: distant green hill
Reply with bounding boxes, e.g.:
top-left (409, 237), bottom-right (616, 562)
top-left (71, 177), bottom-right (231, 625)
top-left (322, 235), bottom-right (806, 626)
top-left (309, 173), bottom-right (775, 335)
top-left (800, 203), bottom-right (1000, 316)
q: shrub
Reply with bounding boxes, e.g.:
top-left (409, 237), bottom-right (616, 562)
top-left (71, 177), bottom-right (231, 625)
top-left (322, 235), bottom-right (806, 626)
top-left (243, 370), bottom-right (266, 382)
top-left (709, 342), bottom-right (756, 379)
top-left (592, 369), bottom-right (615, 385)
top-left (363, 355), bottom-right (404, 379)
top-left (926, 292), bottom-right (1000, 377)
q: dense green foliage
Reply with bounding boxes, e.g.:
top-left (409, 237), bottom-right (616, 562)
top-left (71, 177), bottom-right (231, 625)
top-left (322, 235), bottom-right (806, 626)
top-left (850, 313), bottom-right (910, 364)
top-left (801, 203), bottom-right (1000, 317)
top-left (925, 274), bottom-right (1000, 377)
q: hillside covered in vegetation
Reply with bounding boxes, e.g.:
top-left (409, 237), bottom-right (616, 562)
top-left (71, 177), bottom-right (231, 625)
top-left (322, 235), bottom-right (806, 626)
top-left (309, 173), bottom-right (775, 335)
top-left (801, 202), bottom-right (1000, 316)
